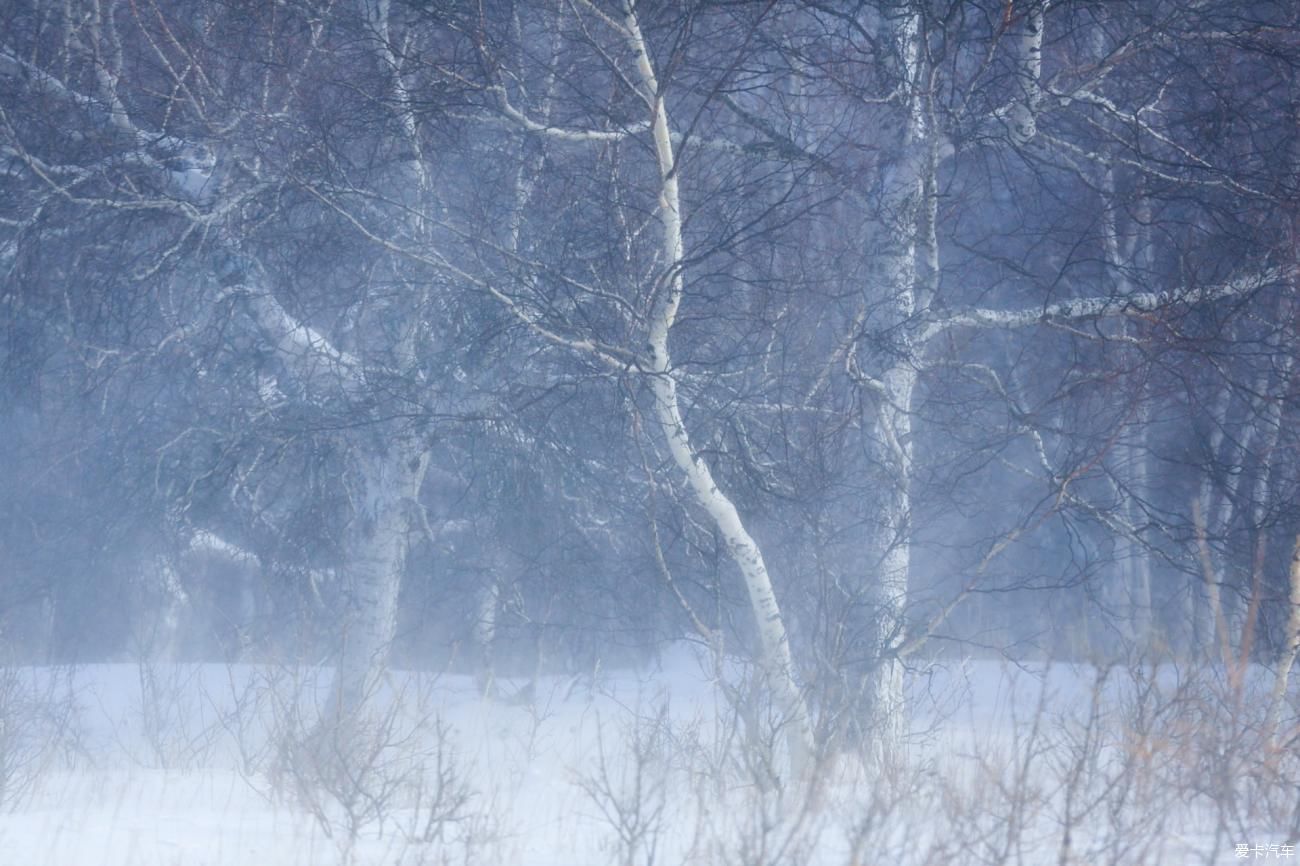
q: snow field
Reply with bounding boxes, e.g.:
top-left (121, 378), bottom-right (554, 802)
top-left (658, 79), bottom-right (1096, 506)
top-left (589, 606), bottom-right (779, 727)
top-left (0, 649), bottom-right (1294, 865)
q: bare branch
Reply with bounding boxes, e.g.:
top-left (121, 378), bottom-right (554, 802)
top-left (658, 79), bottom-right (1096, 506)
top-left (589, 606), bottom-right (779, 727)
top-left (923, 268), bottom-right (1289, 342)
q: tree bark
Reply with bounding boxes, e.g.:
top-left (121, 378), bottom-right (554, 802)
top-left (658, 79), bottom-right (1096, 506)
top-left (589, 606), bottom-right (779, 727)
top-left (330, 443), bottom-right (427, 720)
top-left (841, 6), bottom-right (929, 764)
top-left (625, 3), bottom-right (814, 778)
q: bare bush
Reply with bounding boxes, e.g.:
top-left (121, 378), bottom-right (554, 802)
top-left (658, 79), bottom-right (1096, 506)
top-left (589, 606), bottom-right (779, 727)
top-left (131, 658), bottom-right (221, 769)
top-left (0, 664), bottom-right (82, 811)
top-left (264, 668), bottom-right (480, 861)
top-left (577, 702), bottom-right (671, 866)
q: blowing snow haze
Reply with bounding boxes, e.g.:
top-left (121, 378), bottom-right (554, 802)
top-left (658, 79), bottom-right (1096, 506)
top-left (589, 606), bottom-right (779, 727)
top-left (1, 2), bottom-right (1298, 864)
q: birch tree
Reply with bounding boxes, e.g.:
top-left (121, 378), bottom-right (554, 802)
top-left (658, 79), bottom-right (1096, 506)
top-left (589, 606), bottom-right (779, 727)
top-left (0, 0), bottom-right (460, 725)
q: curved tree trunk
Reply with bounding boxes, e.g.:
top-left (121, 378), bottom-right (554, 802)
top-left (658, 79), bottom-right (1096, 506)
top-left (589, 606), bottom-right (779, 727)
top-left (625, 5), bottom-right (814, 779)
top-left (648, 373), bottom-right (814, 776)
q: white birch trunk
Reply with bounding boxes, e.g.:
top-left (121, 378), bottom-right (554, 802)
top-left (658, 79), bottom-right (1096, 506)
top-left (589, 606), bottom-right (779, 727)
top-left (1185, 383), bottom-right (1226, 656)
top-left (330, 444), bottom-right (427, 720)
top-left (1100, 165), bottom-right (1152, 653)
top-left (624, 4), bottom-right (814, 777)
top-left (1115, 439), bottom-right (1153, 650)
top-left (1196, 386), bottom-right (1241, 659)
top-left (1237, 351), bottom-right (1294, 652)
top-left (864, 366), bottom-right (914, 760)
top-left (846, 7), bottom-right (929, 763)
top-left (1004, 1), bottom-right (1044, 145)
top-left (648, 373), bottom-right (814, 773)
top-left (306, 1), bottom-right (441, 719)
top-left (474, 579), bottom-right (499, 697)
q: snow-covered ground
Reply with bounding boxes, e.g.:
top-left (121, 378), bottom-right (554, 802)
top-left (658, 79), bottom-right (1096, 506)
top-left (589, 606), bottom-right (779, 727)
top-left (0, 647), bottom-right (1293, 865)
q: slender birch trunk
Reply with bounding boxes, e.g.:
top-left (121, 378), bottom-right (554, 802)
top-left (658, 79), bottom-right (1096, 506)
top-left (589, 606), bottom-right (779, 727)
top-left (1005, 0), bottom-right (1044, 146)
top-left (850, 6), bottom-right (929, 763)
top-left (1100, 165), bottom-right (1153, 653)
top-left (863, 368), bottom-right (914, 760)
top-left (1116, 426), bottom-right (1153, 651)
top-left (624, 4), bottom-right (814, 777)
top-left (1193, 387), bottom-right (1235, 656)
top-left (474, 579), bottom-right (500, 698)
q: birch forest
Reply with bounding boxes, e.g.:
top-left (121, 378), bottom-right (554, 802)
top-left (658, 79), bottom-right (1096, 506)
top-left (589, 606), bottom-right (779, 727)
top-left (1, 2), bottom-right (1299, 863)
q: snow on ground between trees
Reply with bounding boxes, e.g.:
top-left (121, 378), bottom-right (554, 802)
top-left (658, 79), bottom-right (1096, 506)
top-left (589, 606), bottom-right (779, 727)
top-left (0, 647), bottom-right (1293, 865)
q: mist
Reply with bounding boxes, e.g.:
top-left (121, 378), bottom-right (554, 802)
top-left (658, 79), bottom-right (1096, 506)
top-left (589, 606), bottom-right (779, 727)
top-left (1, 1), bottom-right (1298, 863)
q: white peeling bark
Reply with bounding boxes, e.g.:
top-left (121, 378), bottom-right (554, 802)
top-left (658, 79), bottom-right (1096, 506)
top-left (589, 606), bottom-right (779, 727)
top-left (330, 444), bottom-right (428, 719)
top-left (864, 364), bottom-right (915, 760)
top-left (848, 7), bottom-right (928, 763)
top-left (648, 373), bottom-right (814, 773)
top-left (624, 3), bottom-right (814, 778)
top-left (224, 262), bottom-right (426, 712)
top-left (925, 268), bottom-right (1288, 341)
top-left (1236, 351), bottom-right (1294, 647)
top-left (1004, 2), bottom-right (1044, 145)
top-left (1209, 357), bottom-right (1288, 653)
top-left (1100, 166), bottom-right (1152, 653)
